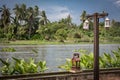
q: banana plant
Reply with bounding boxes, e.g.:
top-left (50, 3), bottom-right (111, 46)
top-left (59, 48), bottom-right (120, 71)
top-left (12, 57), bottom-right (26, 74)
top-left (25, 58), bottom-right (37, 73)
top-left (37, 61), bottom-right (48, 72)
top-left (0, 57), bottom-right (48, 75)
top-left (80, 52), bottom-right (93, 69)
top-left (0, 58), bottom-right (14, 75)
top-left (99, 56), bottom-right (106, 68)
top-left (58, 58), bottom-right (72, 71)
top-left (112, 48), bottom-right (120, 67)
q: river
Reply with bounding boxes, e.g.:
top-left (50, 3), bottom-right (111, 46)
top-left (0, 44), bottom-right (120, 72)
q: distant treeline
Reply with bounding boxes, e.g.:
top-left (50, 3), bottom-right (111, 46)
top-left (0, 4), bottom-right (120, 43)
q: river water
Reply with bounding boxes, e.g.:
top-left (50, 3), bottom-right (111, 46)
top-left (0, 44), bottom-right (120, 72)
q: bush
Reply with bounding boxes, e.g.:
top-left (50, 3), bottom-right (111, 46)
top-left (74, 33), bottom-right (81, 38)
top-left (59, 48), bottom-right (120, 71)
top-left (0, 57), bottom-right (48, 75)
top-left (0, 38), bottom-right (9, 43)
top-left (113, 37), bottom-right (120, 43)
top-left (80, 36), bottom-right (91, 42)
top-left (31, 34), bottom-right (42, 40)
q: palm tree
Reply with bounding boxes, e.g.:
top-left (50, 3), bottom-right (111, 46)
top-left (13, 4), bottom-right (26, 39)
top-left (13, 4), bottom-right (27, 25)
top-left (39, 10), bottom-right (50, 25)
top-left (26, 6), bottom-right (40, 39)
top-left (33, 5), bottom-right (40, 31)
top-left (13, 4), bottom-right (40, 39)
top-left (13, 4), bottom-right (21, 22)
top-left (66, 14), bottom-right (72, 27)
top-left (10, 16), bottom-right (19, 38)
top-left (0, 5), bottom-right (11, 33)
top-left (80, 10), bottom-right (87, 23)
top-left (34, 6), bottom-right (39, 17)
top-left (21, 4), bottom-right (27, 20)
top-left (26, 7), bottom-right (34, 39)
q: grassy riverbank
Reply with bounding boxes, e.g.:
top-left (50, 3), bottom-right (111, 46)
top-left (8, 40), bottom-right (92, 45)
top-left (0, 40), bottom-right (120, 45)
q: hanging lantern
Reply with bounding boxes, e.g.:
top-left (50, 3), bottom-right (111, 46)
top-left (71, 53), bottom-right (80, 71)
top-left (105, 17), bottom-right (110, 28)
top-left (83, 19), bottom-right (89, 30)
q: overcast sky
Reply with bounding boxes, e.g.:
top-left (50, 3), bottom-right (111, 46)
top-left (0, 0), bottom-right (120, 25)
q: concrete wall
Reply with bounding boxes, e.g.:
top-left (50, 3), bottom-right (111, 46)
top-left (0, 68), bottom-right (120, 80)
top-left (80, 68), bottom-right (120, 80)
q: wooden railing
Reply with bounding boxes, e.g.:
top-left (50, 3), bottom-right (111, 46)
top-left (0, 68), bottom-right (120, 80)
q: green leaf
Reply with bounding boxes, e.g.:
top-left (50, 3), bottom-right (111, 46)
top-left (38, 61), bottom-right (48, 72)
top-left (0, 58), bottom-right (10, 67)
top-left (12, 57), bottom-right (21, 63)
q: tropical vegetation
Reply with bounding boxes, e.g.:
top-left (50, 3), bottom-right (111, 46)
top-left (0, 57), bottom-right (48, 75)
top-left (59, 48), bottom-right (120, 71)
top-left (0, 4), bottom-right (120, 44)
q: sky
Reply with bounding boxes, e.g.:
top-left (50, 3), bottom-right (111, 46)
top-left (0, 0), bottom-right (120, 25)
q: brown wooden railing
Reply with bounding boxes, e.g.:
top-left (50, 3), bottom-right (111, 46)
top-left (0, 68), bottom-right (120, 80)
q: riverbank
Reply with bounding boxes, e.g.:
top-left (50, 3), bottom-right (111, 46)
top-left (0, 40), bottom-right (120, 45)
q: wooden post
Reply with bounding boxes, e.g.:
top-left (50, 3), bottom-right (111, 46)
top-left (93, 13), bottom-right (99, 80)
top-left (86, 12), bottom-right (108, 80)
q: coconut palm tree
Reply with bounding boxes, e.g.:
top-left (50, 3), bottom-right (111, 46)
top-left (34, 6), bottom-right (39, 17)
top-left (21, 4), bottom-right (27, 20)
top-left (26, 6), bottom-right (40, 39)
top-left (0, 5), bottom-right (11, 33)
top-left (13, 4), bottom-right (21, 22)
top-left (26, 7), bottom-right (34, 39)
top-left (39, 10), bottom-right (50, 25)
top-left (66, 14), bottom-right (72, 27)
top-left (80, 10), bottom-right (87, 23)
top-left (33, 5), bottom-right (40, 31)
top-left (13, 4), bottom-right (27, 25)
top-left (13, 4), bottom-right (26, 39)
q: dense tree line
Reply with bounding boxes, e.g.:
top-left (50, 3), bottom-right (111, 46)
top-left (0, 4), bottom-right (120, 43)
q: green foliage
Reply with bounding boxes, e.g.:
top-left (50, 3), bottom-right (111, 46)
top-left (80, 52), bottom-right (94, 69)
top-left (12, 57), bottom-right (27, 74)
top-left (99, 53), bottom-right (113, 68)
top-left (59, 48), bottom-right (120, 71)
top-left (108, 22), bottom-right (120, 37)
top-left (31, 34), bottom-right (41, 40)
top-left (58, 58), bottom-right (72, 71)
top-left (0, 5), bottom-right (120, 43)
top-left (0, 38), bottom-right (9, 43)
top-left (0, 28), bottom-right (4, 38)
top-left (1, 47), bottom-right (16, 52)
top-left (37, 61), bottom-right (48, 72)
top-left (112, 48), bottom-right (120, 67)
top-left (0, 59), bottom-right (14, 75)
top-left (0, 57), bottom-right (48, 75)
top-left (0, 5), bottom-right (11, 33)
top-left (55, 29), bottom-right (67, 42)
top-left (113, 37), bottom-right (120, 42)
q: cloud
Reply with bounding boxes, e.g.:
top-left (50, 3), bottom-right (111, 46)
top-left (45, 6), bottom-right (72, 22)
top-left (42, 5), bottom-right (80, 25)
top-left (114, 0), bottom-right (120, 7)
